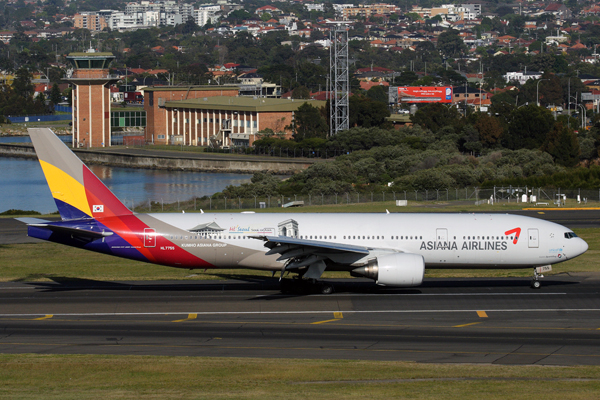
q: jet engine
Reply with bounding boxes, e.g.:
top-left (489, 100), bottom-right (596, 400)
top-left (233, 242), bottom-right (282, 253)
top-left (351, 253), bottom-right (425, 287)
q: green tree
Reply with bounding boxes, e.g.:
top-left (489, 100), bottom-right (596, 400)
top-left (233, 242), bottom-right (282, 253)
top-left (49, 83), bottom-right (62, 105)
top-left (504, 105), bottom-right (555, 150)
top-left (349, 95), bottom-right (391, 128)
top-left (291, 85), bottom-right (310, 99)
top-left (437, 29), bottom-right (467, 58)
top-left (474, 114), bottom-right (504, 147)
top-left (366, 85), bottom-right (388, 103)
top-left (411, 103), bottom-right (462, 133)
top-left (538, 72), bottom-right (563, 107)
top-left (12, 67), bottom-right (34, 98)
top-left (543, 122), bottom-right (580, 167)
top-left (292, 103), bottom-right (328, 140)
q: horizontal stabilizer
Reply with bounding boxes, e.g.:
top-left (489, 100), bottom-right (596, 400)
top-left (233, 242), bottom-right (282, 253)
top-left (15, 217), bottom-right (51, 225)
top-left (29, 223), bottom-right (114, 239)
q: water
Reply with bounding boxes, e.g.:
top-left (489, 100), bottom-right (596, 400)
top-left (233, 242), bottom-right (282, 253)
top-left (0, 157), bottom-right (252, 214)
top-left (0, 135), bottom-right (72, 144)
top-left (1, 134), bottom-right (130, 146)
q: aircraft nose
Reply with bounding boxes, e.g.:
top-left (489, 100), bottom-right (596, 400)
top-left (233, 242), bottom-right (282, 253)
top-left (575, 238), bottom-right (588, 257)
top-left (580, 238), bottom-right (589, 255)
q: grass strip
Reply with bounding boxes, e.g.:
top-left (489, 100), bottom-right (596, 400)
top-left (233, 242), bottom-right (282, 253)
top-left (1, 354), bottom-right (600, 399)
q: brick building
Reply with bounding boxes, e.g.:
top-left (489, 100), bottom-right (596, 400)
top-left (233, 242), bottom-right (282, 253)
top-left (144, 86), bottom-right (239, 145)
top-left (153, 96), bottom-right (325, 147)
top-left (74, 13), bottom-right (108, 31)
top-left (65, 51), bottom-right (119, 148)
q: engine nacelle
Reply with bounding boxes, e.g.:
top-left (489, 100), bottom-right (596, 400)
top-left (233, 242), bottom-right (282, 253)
top-left (351, 253), bottom-right (424, 287)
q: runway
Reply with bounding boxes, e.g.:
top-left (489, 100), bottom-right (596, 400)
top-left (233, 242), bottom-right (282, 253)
top-left (0, 275), bottom-right (599, 365)
top-left (1, 209), bottom-right (599, 365)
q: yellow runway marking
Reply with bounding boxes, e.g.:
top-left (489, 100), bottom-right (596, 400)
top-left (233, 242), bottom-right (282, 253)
top-left (523, 208), bottom-right (600, 211)
top-left (172, 313), bottom-right (197, 322)
top-left (538, 212), bottom-right (545, 214)
top-left (477, 311), bottom-right (488, 318)
top-left (312, 312), bottom-right (343, 325)
top-left (453, 322), bottom-right (481, 328)
top-left (33, 315), bottom-right (53, 320)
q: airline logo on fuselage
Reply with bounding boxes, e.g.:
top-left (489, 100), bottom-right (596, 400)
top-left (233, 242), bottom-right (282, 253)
top-left (419, 227), bottom-right (521, 251)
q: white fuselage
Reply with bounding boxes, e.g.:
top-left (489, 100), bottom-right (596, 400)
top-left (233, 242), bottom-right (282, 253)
top-left (140, 212), bottom-right (588, 271)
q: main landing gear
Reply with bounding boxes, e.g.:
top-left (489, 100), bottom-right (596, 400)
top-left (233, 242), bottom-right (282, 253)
top-left (280, 278), bottom-right (335, 295)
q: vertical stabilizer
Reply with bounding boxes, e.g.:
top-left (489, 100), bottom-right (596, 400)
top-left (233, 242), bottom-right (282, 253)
top-left (28, 128), bottom-right (132, 220)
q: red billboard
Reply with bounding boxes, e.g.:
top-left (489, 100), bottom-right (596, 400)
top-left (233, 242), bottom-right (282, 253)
top-left (397, 86), bottom-right (453, 103)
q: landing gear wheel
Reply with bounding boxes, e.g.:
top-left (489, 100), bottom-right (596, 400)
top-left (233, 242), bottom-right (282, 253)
top-left (319, 283), bottom-right (334, 295)
top-left (280, 279), bottom-right (293, 294)
top-left (531, 267), bottom-right (543, 289)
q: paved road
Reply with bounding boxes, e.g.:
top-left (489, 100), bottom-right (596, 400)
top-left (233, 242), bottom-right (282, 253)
top-left (0, 275), bottom-right (599, 364)
top-left (2, 209), bottom-right (598, 245)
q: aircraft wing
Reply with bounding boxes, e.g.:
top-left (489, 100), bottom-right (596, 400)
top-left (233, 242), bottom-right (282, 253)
top-left (252, 235), bottom-right (380, 279)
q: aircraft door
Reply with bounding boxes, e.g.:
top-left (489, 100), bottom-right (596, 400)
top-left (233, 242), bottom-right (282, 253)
top-left (436, 228), bottom-right (448, 242)
top-left (528, 228), bottom-right (539, 248)
top-left (144, 228), bottom-right (156, 248)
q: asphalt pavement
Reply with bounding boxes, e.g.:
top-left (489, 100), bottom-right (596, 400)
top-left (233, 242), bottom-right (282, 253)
top-left (0, 274), bottom-right (599, 364)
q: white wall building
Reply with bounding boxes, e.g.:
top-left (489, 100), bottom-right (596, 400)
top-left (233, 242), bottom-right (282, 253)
top-left (305, 4), bottom-right (324, 12)
top-left (195, 5), bottom-right (221, 27)
top-left (503, 71), bottom-right (543, 85)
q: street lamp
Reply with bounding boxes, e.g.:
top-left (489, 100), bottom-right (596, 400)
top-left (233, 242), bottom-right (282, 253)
top-left (577, 104), bottom-right (586, 130)
top-left (536, 78), bottom-right (548, 107)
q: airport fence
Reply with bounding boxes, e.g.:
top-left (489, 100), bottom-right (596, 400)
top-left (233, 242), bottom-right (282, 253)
top-left (122, 186), bottom-right (600, 213)
top-left (7, 114), bottom-right (71, 123)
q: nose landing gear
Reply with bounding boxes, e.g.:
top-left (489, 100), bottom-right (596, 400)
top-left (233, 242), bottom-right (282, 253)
top-left (531, 265), bottom-right (551, 289)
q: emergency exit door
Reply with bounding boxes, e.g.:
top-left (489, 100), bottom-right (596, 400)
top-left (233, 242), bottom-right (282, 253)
top-left (436, 228), bottom-right (448, 242)
top-left (528, 228), bottom-right (539, 248)
top-left (144, 228), bottom-right (156, 248)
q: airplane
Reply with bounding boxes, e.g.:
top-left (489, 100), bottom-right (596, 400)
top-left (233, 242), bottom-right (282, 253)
top-left (18, 128), bottom-right (588, 294)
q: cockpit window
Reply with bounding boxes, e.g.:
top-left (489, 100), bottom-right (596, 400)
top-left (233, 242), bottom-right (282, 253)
top-left (564, 232), bottom-right (578, 239)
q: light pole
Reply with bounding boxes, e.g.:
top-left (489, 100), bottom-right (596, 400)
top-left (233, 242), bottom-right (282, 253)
top-left (577, 104), bottom-right (586, 130)
top-left (568, 77), bottom-right (571, 128)
top-left (536, 78), bottom-right (548, 107)
top-left (569, 95), bottom-right (580, 128)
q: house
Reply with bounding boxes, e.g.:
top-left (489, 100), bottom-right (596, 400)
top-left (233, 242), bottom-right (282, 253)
top-left (545, 3), bottom-right (572, 20)
top-left (255, 5), bottom-right (282, 16)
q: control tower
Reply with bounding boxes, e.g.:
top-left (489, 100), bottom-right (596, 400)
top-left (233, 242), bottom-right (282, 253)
top-left (65, 50), bottom-right (119, 148)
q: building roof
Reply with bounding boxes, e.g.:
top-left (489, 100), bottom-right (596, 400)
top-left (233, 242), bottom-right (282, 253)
top-left (164, 96), bottom-right (326, 113)
top-left (143, 85), bottom-right (240, 92)
top-left (67, 52), bottom-right (114, 58)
